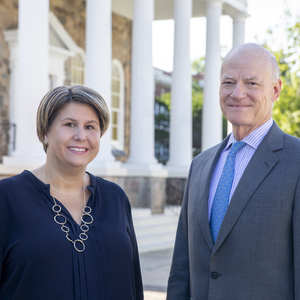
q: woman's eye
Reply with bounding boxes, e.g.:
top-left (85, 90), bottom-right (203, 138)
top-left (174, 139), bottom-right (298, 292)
top-left (86, 125), bottom-right (94, 130)
top-left (66, 123), bottom-right (74, 127)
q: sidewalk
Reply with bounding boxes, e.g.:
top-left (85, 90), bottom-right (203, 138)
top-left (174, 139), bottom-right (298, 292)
top-left (139, 248), bottom-right (174, 300)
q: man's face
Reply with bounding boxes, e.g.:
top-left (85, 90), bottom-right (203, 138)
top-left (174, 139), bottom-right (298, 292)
top-left (220, 48), bottom-right (281, 135)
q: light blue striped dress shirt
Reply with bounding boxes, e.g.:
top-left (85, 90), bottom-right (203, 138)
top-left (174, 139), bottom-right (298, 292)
top-left (208, 118), bottom-right (274, 221)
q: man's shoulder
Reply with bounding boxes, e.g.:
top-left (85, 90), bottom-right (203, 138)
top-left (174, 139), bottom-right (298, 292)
top-left (191, 142), bottom-right (222, 171)
top-left (282, 132), bottom-right (300, 157)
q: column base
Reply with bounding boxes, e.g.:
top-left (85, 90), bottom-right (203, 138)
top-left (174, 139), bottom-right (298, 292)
top-left (2, 149), bottom-right (46, 169)
top-left (87, 159), bottom-right (122, 170)
top-left (164, 164), bottom-right (189, 178)
top-left (123, 161), bottom-right (166, 177)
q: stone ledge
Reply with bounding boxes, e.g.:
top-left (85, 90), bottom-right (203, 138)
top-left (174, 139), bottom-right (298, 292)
top-left (0, 163), bottom-right (189, 178)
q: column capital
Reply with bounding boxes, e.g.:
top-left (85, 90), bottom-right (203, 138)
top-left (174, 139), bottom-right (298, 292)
top-left (232, 11), bottom-right (249, 21)
top-left (205, 0), bottom-right (223, 6)
top-left (205, 0), bottom-right (223, 3)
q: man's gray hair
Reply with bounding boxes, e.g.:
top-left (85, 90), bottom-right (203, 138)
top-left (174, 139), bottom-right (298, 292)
top-left (270, 53), bottom-right (281, 82)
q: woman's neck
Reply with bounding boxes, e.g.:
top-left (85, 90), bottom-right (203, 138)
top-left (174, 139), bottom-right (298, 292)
top-left (32, 163), bottom-right (87, 193)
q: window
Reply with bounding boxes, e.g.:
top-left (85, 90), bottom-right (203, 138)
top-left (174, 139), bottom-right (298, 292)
top-left (111, 59), bottom-right (124, 150)
top-left (71, 53), bottom-right (84, 85)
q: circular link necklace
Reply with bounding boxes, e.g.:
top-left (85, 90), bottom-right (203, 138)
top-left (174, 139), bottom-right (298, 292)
top-left (49, 178), bottom-right (93, 252)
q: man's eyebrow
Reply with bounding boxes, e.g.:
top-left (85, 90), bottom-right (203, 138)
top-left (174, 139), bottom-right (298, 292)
top-left (221, 75), bottom-right (234, 80)
top-left (245, 76), bottom-right (259, 81)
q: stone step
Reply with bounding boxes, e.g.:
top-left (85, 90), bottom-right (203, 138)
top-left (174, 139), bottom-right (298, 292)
top-left (135, 222), bottom-right (177, 236)
top-left (132, 207), bottom-right (180, 253)
top-left (133, 214), bottom-right (178, 227)
top-left (138, 238), bottom-right (176, 253)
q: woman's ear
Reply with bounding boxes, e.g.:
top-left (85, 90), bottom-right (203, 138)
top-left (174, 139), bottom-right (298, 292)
top-left (44, 135), bottom-right (49, 146)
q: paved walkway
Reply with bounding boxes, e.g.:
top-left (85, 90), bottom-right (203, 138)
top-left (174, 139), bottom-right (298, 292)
top-left (139, 248), bottom-right (174, 300)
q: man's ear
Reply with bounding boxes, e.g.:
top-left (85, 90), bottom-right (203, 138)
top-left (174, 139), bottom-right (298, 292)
top-left (272, 78), bottom-right (282, 102)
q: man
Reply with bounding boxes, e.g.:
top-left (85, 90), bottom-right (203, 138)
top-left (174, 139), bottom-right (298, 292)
top-left (167, 43), bottom-right (300, 300)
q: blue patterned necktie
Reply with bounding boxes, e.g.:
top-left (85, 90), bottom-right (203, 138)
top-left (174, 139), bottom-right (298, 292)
top-left (210, 141), bottom-right (246, 243)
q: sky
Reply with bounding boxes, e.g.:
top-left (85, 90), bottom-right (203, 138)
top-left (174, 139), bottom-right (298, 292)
top-left (152, 0), bottom-right (300, 72)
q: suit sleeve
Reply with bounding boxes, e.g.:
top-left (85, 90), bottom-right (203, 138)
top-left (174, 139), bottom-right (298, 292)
top-left (293, 175), bottom-right (300, 299)
top-left (166, 161), bottom-right (193, 300)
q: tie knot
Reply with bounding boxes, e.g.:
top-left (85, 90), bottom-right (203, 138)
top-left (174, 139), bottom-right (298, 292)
top-left (229, 141), bottom-right (246, 156)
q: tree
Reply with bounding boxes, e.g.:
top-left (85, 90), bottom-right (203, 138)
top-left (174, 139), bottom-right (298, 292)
top-left (266, 13), bottom-right (300, 137)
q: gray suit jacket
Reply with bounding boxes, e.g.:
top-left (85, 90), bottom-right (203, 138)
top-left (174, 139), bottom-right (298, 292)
top-left (167, 122), bottom-right (300, 300)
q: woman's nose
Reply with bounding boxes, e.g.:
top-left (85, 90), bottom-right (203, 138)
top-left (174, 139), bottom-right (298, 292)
top-left (74, 126), bottom-right (87, 141)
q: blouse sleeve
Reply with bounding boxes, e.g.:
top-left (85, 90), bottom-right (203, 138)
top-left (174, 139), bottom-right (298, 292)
top-left (125, 197), bottom-right (144, 300)
top-left (0, 216), bottom-right (3, 285)
top-left (0, 182), bottom-right (6, 285)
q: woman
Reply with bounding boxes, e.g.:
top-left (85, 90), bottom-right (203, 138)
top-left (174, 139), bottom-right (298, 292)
top-left (0, 86), bottom-right (143, 300)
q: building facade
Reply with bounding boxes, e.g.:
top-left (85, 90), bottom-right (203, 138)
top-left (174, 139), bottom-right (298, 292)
top-left (0, 0), bottom-right (248, 211)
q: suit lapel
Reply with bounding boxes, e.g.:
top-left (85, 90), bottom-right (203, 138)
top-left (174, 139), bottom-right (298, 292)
top-left (197, 137), bottom-right (230, 251)
top-left (211, 123), bottom-right (284, 255)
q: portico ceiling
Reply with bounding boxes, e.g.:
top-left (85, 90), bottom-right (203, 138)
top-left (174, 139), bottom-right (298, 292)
top-left (112, 0), bottom-right (248, 21)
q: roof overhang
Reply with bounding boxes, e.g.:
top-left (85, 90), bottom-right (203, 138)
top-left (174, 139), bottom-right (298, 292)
top-left (112, 0), bottom-right (248, 21)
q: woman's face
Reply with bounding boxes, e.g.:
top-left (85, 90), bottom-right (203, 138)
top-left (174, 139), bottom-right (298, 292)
top-left (45, 102), bottom-right (101, 170)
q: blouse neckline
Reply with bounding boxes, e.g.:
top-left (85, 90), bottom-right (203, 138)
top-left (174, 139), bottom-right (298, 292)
top-left (22, 169), bottom-right (97, 194)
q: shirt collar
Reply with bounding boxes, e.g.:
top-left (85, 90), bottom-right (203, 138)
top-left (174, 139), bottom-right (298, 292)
top-left (225, 118), bottom-right (273, 151)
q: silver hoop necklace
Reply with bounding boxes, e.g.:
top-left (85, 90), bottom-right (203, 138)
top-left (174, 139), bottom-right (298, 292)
top-left (49, 178), bottom-right (94, 253)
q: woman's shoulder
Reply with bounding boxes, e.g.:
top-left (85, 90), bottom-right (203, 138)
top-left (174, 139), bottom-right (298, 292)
top-left (0, 170), bottom-right (31, 189)
top-left (93, 175), bottom-right (126, 194)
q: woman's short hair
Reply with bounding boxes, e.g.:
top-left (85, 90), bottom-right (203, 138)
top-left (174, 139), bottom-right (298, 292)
top-left (37, 85), bottom-right (110, 153)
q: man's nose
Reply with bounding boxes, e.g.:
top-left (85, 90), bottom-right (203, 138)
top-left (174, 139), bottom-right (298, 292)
top-left (231, 82), bottom-right (246, 100)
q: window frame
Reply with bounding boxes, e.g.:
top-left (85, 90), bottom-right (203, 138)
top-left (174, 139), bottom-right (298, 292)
top-left (111, 58), bottom-right (125, 151)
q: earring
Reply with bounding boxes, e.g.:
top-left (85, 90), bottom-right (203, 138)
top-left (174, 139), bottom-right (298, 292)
top-left (45, 142), bottom-right (48, 147)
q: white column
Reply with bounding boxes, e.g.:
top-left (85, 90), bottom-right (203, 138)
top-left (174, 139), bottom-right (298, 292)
top-left (4, 0), bottom-right (49, 165)
top-left (232, 13), bottom-right (246, 48)
top-left (85, 0), bottom-right (117, 166)
top-left (227, 13), bottom-right (247, 134)
top-left (126, 0), bottom-right (159, 167)
top-left (167, 0), bottom-right (192, 169)
top-left (227, 12), bottom-right (247, 135)
top-left (202, 0), bottom-right (223, 151)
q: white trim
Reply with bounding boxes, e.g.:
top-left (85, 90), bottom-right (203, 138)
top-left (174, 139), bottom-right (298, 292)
top-left (49, 11), bottom-right (85, 59)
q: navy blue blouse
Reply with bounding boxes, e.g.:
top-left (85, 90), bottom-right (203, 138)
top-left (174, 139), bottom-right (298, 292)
top-left (0, 171), bottom-right (143, 300)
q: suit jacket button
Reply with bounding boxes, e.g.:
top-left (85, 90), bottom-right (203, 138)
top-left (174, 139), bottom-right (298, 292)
top-left (210, 272), bottom-right (219, 279)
